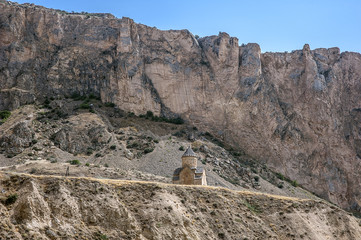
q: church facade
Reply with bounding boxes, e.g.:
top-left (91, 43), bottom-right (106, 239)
top-left (172, 146), bottom-right (207, 185)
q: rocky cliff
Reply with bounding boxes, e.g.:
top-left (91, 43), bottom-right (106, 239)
top-left (1, 172), bottom-right (361, 240)
top-left (1, 1), bottom-right (361, 214)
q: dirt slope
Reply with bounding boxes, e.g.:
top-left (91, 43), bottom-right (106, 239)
top-left (0, 172), bottom-right (360, 240)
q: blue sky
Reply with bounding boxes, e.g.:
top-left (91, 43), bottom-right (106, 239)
top-left (15, 0), bottom-right (361, 53)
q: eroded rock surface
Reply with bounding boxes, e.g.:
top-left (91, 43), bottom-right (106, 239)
top-left (0, 1), bottom-right (361, 213)
top-left (0, 173), bottom-right (361, 240)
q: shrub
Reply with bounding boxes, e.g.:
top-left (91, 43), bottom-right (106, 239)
top-left (173, 131), bottom-right (183, 137)
top-left (69, 160), bottom-right (81, 165)
top-left (291, 180), bottom-right (298, 187)
top-left (146, 111), bottom-right (154, 118)
top-left (89, 94), bottom-right (100, 100)
top-left (179, 146), bottom-right (185, 151)
top-left (254, 176), bottom-right (260, 182)
top-left (127, 142), bottom-right (139, 148)
top-left (104, 102), bottom-right (115, 107)
top-left (218, 233), bottom-right (225, 239)
top-left (85, 163), bottom-right (90, 166)
top-left (86, 149), bottom-right (93, 155)
top-left (144, 148), bottom-right (154, 154)
top-left (97, 233), bottom-right (109, 240)
top-left (104, 163), bottom-right (109, 167)
top-left (276, 172), bottom-right (285, 180)
top-left (79, 103), bottom-right (90, 109)
top-left (71, 92), bottom-right (86, 101)
top-left (5, 194), bottom-right (18, 205)
top-left (0, 110), bottom-right (11, 121)
top-left (110, 145), bottom-right (116, 150)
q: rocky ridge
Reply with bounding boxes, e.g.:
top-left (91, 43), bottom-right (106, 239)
top-left (0, 1), bottom-right (361, 214)
top-left (1, 172), bottom-right (361, 240)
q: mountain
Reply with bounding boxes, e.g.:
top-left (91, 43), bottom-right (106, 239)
top-left (0, 1), bottom-right (361, 216)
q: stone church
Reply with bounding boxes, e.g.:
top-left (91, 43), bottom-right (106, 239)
top-left (172, 146), bottom-right (207, 185)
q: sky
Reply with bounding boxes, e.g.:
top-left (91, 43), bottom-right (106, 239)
top-left (14, 0), bottom-right (361, 53)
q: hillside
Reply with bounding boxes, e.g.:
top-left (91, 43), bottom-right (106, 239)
top-left (1, 172), bottom-right (361, 240)
top-left (0, 101), bottom-right (321, 201)
top-left (0, 0), bottom-right (361, 215)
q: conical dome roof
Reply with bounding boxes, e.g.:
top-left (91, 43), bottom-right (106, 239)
top-left (182, 146), bottom-right (196, 157)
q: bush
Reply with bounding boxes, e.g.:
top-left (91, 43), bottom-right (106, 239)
top-left (104, 102), bottom-right (115, 107)
top-left (85, 163), bottom-right (90, 166)
top-left (179, 146), bottom-right (185, 151)
top-left (71, 93), bottom-right (87, 101)
top-left (144, 148), bottom-right (154, 154)
top-left (110, 145), bottom-right (116, 150)
top-left (69, 160), bottom-right (81, 165)
top-left (86, 149), bottom-right (93, 155)
top-left (254, 176), bottom-right (260, 182)
top-left (276, 172), bottom-right (285, 180)
top-left (0, 110), bottom-right (11, 121)
top-left (146, 111), bottom-right (154, 118)
top-left (127, 142), bottom-right (139, 149)
top-left (291, 180), bottom-right (298, 187)
top-left (5, 194), bottom-right (18, 205)
top-left (79, 103), bottom-right (90, 109)
top-left (150, 115), bottom-right (184, 125)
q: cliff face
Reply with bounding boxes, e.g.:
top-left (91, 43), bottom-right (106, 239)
top-left (1, 2), bottom-right (361, 213)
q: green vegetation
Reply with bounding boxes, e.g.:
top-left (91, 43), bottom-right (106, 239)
top-left (291, 180), bottom-right (298, 187)
top-left (275, 172), bottom-right (285, 180)
top-left (127, 141), bottom-right (139, 149)
top-left (85, 163), bottom-right (90, 167)
top-left (144, 148), bottom-right (154, 154)
top-left (69, 160), bottom-right (81, 165)
top-left (139, 110), bottom-right (185, 124)
top-left (0, 110), bottom-right (11, 122)
top-left (86, 148), bottom-right (93, 156)
top-left (244, 200), bottom-right (261, 214)
top-left (179, 146), bottom-right (185, 151)
top-left (275, 171), bottom-right (299, 187)
top-left (79, 103), bottom-right (91, 109)
top-left (104, 102), bottom-right (115, 108)
top-left (97, 233), bottom-right (109, 240)
top-left (110, 145), bottom-right (116, 150)
top-left (5, 194), bottom-right (18, 205)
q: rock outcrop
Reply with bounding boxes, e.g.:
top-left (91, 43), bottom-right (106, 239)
top-left (0, 1), bottom-right (361, 213)
top-left (1, 173), bottom-right (361, 240)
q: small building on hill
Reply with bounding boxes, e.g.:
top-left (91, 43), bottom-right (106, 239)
top-left (172, 146), bottom-right (207, 185)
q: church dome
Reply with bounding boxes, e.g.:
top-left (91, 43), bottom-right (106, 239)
top-left (182, 146), bottom-right (196, 157)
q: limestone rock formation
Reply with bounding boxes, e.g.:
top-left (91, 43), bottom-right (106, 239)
top-left (0, 1), bottom-right (361, 213)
